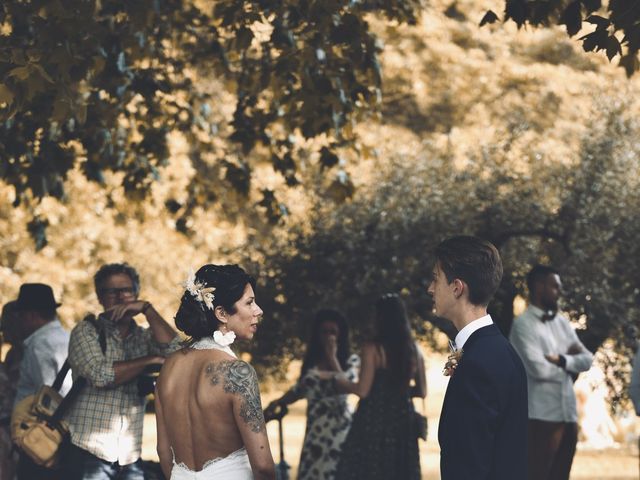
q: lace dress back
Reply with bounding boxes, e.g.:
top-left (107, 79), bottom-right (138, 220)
top-left (170, 446), bottom-right (252, 480)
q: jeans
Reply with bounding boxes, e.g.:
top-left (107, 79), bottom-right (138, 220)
top-left (62, 443), bottom-right (145, 480)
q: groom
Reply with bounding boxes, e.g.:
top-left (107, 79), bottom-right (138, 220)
top-left (428, 236), bottom-right (527, 480)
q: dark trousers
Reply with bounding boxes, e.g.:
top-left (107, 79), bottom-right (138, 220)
top-left (62, 442), bottom-right (145, 480)
top-left (527, 419), bottom-right (577, 480)
top-left (16, 452), bottom-right (61, 480)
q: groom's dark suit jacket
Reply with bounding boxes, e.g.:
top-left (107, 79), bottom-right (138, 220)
top-left (439, 324), bottom-right (528, 480)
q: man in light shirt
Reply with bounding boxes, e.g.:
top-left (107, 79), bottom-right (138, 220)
top-left (12, 283), bottom-right (71, 480)
top-left (13, 284), bottom-right (71, 405)
top-left (509, 265), bottom-right (593, 480)
top-left (430, 236), bottom-right (527, 480)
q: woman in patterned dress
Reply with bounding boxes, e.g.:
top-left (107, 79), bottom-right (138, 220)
top-left (265, 310), bottom-right (359, 480)
top-left (334, 294), bottom-right (426, 480)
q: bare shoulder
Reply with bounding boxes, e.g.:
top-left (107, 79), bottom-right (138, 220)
top-left (204, 359), bottom-right (265, 433)
top-left (204, 359), bottom-right (258, 389)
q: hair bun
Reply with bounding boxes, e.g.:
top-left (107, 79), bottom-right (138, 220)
top-left (174, 264), bottom-right (256, 340)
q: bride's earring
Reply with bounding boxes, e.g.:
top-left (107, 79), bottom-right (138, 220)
top-left (213, 323), bottom-right (236, 347)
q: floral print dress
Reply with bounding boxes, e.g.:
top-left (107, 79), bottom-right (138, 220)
top-left (289, 354), bottom-right (360, 480)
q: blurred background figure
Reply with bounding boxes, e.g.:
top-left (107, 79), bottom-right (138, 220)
top-left (264, 309), bottom-right (359, 480)
top-left (12, 283), bottom-right (71, 406)
top-left (334, 293), bottom-right (426, 480)
top-left (510, 265), bottom-right (593, 480)
top-left (629, 340), bottom-right (640, 478)
top-left (12, 283), bottom-right (71, 480)
top-left (1, 301), bottom-right (22, 480)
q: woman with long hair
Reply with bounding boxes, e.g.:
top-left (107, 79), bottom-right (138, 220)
top-left (264, 309), bottom-right (360, 480)
top-left (155, 264), bottom-right (275, 480)
top-left (334, 293), bottom-right (426, 480)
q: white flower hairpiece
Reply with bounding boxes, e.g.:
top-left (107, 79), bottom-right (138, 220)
top-left (183, 268), bottom-right (216, 310)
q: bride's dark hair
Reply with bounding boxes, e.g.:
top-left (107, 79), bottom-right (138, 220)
top-left (174, 264), bottom-right (256, 340)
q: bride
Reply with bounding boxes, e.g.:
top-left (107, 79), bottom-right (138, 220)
top-left (155, 264), bottom-right (275, 479)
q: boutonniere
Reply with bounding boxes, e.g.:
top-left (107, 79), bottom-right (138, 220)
top-left (443, 340), bottom-right (463, 376)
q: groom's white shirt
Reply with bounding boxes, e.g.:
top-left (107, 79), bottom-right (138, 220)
top-left (454, 314), bottom-right (493, 350)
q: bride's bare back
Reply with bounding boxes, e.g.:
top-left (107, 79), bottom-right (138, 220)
top-left (155, 347), bottom-right (274, 479)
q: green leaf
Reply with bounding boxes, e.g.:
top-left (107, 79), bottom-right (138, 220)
top-left (585, 15), bottom-right (609, 28)
top-left (0, 84), bottom-right (14, 105)
top-left (559, 1), bottom-right (582, 37)
top-left (479, 10), bottom-right (499, 27)
top-left (51, 96), bottom-right (70, 121)
top-left (580, 0), bottom-right (601, 13)
top-left (606, 36), bottom-right (621, 61)
top-left (320, 146), bottom-right (339, 169)
top-left (327, 171), bottom-right (355, 202)
top-left (32, 64), bottom-right (54, 83)
top-left (8, 65), bottom-right (32, 80)
top-left (76, 102), bottom-right (87, 125)
top-left (235, 26), bottom-right (253, 51)
top-left (504, 0), bottom-right (527, 27)
top-left (619, 54), bottom-right (640, 77)
top-left (257, 188), bottom-right (285, 224)
top-left (11, 49), bottom-right (26, 65)
top-left (580, 28), bottom-right (608, 52)
top-left (27, 216), bottom-right (49, 251)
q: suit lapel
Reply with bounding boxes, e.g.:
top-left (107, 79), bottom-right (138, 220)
top-left (440, 324), bottom-right (499, 426)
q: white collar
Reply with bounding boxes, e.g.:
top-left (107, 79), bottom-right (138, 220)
top-left (190, 336), bottom-right (237, 358)
top-left (527, 304), bottom-right (555, 320)
top-left (23, 319), bottom-right (61, 346)
top-left (454, 314), bottom-right (493, 350)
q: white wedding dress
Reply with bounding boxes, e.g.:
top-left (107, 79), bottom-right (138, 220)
top-left (169, 337), bottom-right (254, 480)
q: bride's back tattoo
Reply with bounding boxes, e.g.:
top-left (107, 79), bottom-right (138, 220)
top-left (205, 360), bottom-right (265, 434)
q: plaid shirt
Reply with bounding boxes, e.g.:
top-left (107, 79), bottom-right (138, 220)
top-left (65, 315), bottom-right (181, 464)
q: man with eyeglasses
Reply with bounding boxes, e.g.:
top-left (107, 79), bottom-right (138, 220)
top-left (63, 263), bottom-right (181, 480)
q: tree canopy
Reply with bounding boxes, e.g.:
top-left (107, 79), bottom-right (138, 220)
top-left (487, 0), bottom-right (640, 77)
top-left (0, 0), bottom-right (421, 240)
top-left (1, 0), bottom-right (638, 245)
top-left (1, 0), bottom-right (639, 406)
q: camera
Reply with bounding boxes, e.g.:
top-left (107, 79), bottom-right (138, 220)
top-left (137, 364), bottom-right (162, 397)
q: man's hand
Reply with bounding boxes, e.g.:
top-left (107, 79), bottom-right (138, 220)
top-left (322, 334), bottom-right (338, 360)
top-left (105, 300), bottom-right (150, 322)
top-left (544, 354), bottom-right (561, 365)
top-left (149, 355), bottom-right (166, 366)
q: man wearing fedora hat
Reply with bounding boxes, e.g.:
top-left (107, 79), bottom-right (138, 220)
top-left (12, 283), bottom-right (71, 480)
top-left (13, 283), bottom-right (71, 406)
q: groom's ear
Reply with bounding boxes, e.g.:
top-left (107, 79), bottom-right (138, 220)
top-left (452, 278), bottom-right (465, 299)
top-left (214, 305), bottom-right (227, 323)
